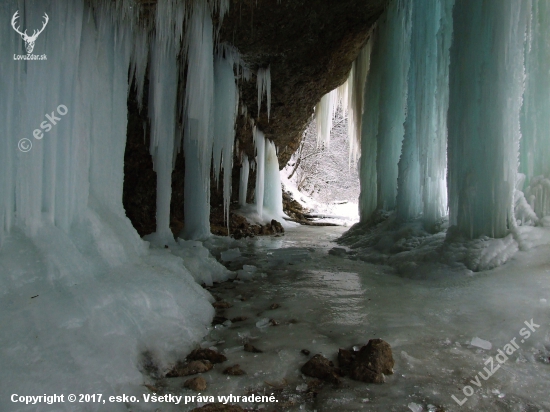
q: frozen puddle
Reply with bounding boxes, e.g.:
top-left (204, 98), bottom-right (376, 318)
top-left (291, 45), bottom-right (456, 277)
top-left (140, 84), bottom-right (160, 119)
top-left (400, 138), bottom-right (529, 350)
top-left (158, 226), bottom-right (550, 412)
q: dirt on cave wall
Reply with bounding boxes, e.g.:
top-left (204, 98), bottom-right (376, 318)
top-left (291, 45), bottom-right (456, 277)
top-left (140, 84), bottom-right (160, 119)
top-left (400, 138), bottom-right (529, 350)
top-left (123, 0), bottom-right (387, 237)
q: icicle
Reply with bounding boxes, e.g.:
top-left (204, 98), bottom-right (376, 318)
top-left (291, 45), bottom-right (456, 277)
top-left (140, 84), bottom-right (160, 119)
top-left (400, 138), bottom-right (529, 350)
top-left (239, 156), bottom-right (250, 206)
top-left (315, 89), bottom-right (338, 148)
top-left (181, 1), bottom-right (215, 240)
top-left (213, 55), bottom-right (239, 227)
top-left (447, 0), bottom-right (530, 238)
top-left (345, 40), bottom-right (372, 164)
top-left (254, 127), bottom-right (266, 218)
top-left (314, 37), bottom-right (371, 166)
top-left (182, 0), bottom-right (215, 162)
top-left (129, 29), bottom-right (149, 109)
top-left (256, 66), bottom-right (271, 121)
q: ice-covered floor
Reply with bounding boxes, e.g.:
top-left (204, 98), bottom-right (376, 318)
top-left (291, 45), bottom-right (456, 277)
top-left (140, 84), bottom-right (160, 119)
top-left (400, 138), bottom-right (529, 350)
top-left (168, 226), bottom-right (550, 412)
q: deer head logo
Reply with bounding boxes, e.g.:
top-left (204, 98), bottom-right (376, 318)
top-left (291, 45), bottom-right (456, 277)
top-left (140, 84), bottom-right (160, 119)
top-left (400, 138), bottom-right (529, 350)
top-left (11, 11), bottom-right (49, 54)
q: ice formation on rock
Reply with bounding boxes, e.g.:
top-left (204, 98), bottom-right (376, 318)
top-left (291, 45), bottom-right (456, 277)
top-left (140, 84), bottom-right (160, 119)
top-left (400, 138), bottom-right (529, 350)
top-left (239, 155), bottom-right (250, 207)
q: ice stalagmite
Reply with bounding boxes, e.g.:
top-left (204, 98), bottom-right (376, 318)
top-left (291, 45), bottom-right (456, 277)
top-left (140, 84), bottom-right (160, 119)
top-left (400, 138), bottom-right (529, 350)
top-left (447, 0), bottom-right (530, 239)
top-left (396, 0), bottom-right (453, 227)
top-left (520, 0), bottom-right (550, 185)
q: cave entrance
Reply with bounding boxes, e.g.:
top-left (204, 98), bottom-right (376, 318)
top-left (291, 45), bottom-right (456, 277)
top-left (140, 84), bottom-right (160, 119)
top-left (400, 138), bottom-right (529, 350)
top-left (281, 106), bottom-right (360, 227)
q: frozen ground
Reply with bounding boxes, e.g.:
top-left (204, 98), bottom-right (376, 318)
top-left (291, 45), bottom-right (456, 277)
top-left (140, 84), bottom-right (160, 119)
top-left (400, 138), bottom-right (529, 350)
top-left (160, 225), bottom-right (550, 412)
top-left (0, 220), bottom-right (231, 412)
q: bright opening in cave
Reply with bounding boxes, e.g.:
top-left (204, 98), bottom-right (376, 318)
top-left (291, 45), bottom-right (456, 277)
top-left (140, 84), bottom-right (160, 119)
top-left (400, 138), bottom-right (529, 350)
top-left (281, 107), bottom-right (361, 226)
top-left (1, 0), bottom-right (550, 411)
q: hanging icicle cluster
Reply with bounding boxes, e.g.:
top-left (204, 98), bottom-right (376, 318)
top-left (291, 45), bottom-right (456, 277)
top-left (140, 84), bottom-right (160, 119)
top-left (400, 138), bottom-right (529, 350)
top-left (257, 66), bottom-right (272, 121)
top-left (314, 42), bottom-right (371, 164)
top-left (143, 0), bottom-right (240, 241)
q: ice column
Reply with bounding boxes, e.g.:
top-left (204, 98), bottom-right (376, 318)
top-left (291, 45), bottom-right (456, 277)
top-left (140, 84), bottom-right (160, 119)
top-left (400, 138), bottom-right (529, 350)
top-left (263, 140), bottom-right (284, 218)
top-left (375, 0), bottom-right (411, 212)
top-left (239, 156), bottom-right (250, 206)
top-left (396, 0), bottom-right (453, 227)
top-left (358, 0), bottom-right (411, 219)
top-left (148, 35), bottom-right (179, 244)
top-left (254, 128), bottom-right (266, 218)
top-left (359, 32), bottom-right (382, 222)
top-left (182, 2), bottom-right (215, 240)
top-left (447, 0), bottom-right (530, 238)
top-left (520, 0), bottom-right (550, 185)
